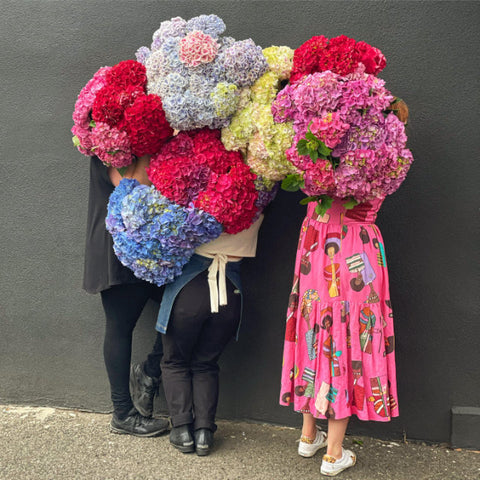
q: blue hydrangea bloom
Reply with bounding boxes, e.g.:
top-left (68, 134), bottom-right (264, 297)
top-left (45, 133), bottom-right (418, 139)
top-left (106, 179), bottom-right (222, 286)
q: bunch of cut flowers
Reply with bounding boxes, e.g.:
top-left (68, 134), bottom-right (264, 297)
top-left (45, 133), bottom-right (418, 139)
top-left (105, 127), bottom-right (265, 286)
top-left (72, 60), bottom-right (173, 170)
top-left (135, 14), bottom-right (269, 131)
top-left (105, 178), bottom-right (222, 286)
top-left (272, 36), bottom-right (413, 215)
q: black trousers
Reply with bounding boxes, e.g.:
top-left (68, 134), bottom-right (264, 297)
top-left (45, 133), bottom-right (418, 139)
top-left (101, 282), bottom-right (164, 417)
top-left (161, 270), bottom-right (241, 432)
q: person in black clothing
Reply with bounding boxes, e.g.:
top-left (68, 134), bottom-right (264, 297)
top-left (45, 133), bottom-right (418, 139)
top-left (83, 155), bottom-right (167, 436)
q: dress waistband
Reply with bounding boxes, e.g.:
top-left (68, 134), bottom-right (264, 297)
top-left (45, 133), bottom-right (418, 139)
top-left (306, 200), bottom-right (380, 225)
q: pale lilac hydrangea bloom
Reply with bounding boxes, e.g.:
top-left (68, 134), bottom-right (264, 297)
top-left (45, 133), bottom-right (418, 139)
top-left (135, 14), bottom-right (268, 130)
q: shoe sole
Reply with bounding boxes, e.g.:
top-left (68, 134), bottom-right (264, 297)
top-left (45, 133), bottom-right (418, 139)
top-left (195, 446), bottom-right (211, 456)
top-left (110, 425), bottom-right (169, 438)
top-left (171, 442), bottom-right (195, 453)
top-left (321, 456), bottom-right (357, 476)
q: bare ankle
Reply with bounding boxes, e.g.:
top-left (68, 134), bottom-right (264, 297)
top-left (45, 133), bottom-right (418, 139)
top-left (301, 429), bottom-right (316, 440)
top-left (326, 445), bottom-right (343, 459)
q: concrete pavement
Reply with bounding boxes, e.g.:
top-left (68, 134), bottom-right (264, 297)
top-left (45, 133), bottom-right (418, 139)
top-left (1, 405), bottom-right (479, 480)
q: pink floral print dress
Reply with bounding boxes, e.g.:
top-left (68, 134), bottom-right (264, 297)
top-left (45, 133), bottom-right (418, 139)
top-left (280, 198), bottom-right (399, 421)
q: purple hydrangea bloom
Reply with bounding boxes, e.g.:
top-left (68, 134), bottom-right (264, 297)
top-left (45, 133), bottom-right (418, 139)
top-left (185, 14), bottom-right (226, 38)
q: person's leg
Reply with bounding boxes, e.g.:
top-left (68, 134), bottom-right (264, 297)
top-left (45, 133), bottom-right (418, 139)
top-left (129, 332), bottom-right (162, 417)
top-left (160, 273), bottom-right (210, 428)
top-left (298, 413), bottom-right (328, 458)
top-left (101, 283), bottom-right (151, 418)
top-left (321, 417), bottom-right (356, 476)
top-left (143, 284), bottom-right (165, 379)
top-left (143, 332), bottom-right (163, 379)
top-left (191, 277), bottom-right (241, 433)
top-left (101, 282), bottom-right (169, 437)
top-left (302, 412), bottom-right (317, 439)
top-left (129, 284), bottom-right (164, 417)
top-left (326, 417), bottom-right (349, 458)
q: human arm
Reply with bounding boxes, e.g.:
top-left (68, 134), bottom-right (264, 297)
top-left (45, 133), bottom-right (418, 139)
top-left (108, 155), bottom-right (152, 187)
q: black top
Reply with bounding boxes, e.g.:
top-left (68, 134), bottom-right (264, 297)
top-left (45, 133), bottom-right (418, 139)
top-left (82, 156), bottom-right (141, 294)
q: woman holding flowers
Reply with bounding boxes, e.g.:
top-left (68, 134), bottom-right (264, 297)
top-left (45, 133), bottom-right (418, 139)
top-left (276, 35), bottom-right (412, 476)
top-left (76, 59), bottom-right (174, 436)
top-left (83, 155), bottom-right (169, 437)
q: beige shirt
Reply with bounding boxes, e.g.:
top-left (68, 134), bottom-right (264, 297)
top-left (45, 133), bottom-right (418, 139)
top-left (195, 215), bottom-right (264, 258)
top-left (194, 215), bottom-right (264, 312)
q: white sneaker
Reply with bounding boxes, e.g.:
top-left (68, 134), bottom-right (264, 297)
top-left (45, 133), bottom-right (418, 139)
top-left (298, 426), bottom-right (328, 457)
top-left (320, 448), bottom-right (356, 476)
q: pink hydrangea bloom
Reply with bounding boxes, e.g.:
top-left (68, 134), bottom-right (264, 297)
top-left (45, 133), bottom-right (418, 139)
top-left (273, 70), bottom-right (413, 201)
top-left (179, 30), bottom-right (219, 67)
top-left (310, 113), bottom-right (350, 149)
top-left (71, 66), bottom-right (111, 155)
top-left (90, 122), bottom-right (134, 168)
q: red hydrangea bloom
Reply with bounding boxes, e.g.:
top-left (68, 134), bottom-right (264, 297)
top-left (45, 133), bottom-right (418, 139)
top-left (195, 162), bottom-right (258, 234)
top-left (123, 94), bottom-right (174, 156)
top-left (148, 128), bottom-right (259, 233)
top-left (190, 129), bottom-right (239, 173)
top-left (290, 35), bottom-right (328, 84)
top-left (105, 60), bottom-right (147, 89)
top-left (322, 35), bottom-right (358, 75)
top-left (91, 84), bottom-right (143, 126)
top-left (290, 35), bottom-right (386, 84)
top-left (147, 155), bottom-right (211, 206)
top-left (355, 42), bottom-right (386, 75)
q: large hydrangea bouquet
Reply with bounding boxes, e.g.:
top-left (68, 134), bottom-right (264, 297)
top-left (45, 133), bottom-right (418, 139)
top-left (272, 36), bottom-right (412, 214)
top-left (75, 22), bottom-right (413, 285)
top-left (221, 46), bottom-right (297, 189)
top-left (147, 128), bottom-right (259, 234)
top-left (72, 60), bottom-right (173, 169)
top-left (106, 178), bottom-right (222, 285)
top-left (135, 14), bottom-right (269, 130)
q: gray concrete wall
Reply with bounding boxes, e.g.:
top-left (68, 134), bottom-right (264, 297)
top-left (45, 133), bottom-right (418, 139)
top-left (1, 0), bottom-right (479, 445)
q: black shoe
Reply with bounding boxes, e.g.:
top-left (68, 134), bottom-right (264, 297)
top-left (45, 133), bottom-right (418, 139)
top-left (129, 362), bottom-right (160, 417)
top-left (194, 428), bottom-right (214, 456)
top-left (170, 425), bottom-right (195, 453)
top-left (110, 408), bottom-right (169, 437)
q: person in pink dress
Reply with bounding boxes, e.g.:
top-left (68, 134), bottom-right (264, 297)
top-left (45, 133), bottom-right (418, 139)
top-left (280, 199), bottom-right (398, 475)
top-left (279, 98), bottom-right (409, 477)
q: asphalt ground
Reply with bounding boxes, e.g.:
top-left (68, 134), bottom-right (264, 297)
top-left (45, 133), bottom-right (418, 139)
top-left (1, 405), bottom-right (479, 480)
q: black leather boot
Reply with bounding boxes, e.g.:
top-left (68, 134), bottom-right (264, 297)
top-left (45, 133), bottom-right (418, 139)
top-left (194, 428), bottom-right (214, 456)
top-left (170, 425), bottom-right (195, 453)
top-left (129, 362), bottom-right (160, 417)
top-left (110, 408), bottom-right (169, 437)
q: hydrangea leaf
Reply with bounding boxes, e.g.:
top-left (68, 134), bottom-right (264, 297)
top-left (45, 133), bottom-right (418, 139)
top-left (299, 195), bottom-right (319, 205)
top-left (343, 198), bottom-right (359, 210)
top-left (281, 173), bottom-right (304, 192)
top-left (314, 195), bottom-right (333, 216)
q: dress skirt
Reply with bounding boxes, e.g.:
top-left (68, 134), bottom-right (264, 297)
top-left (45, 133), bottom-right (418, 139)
top-left (279, 198), bottom-right (399, 421)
